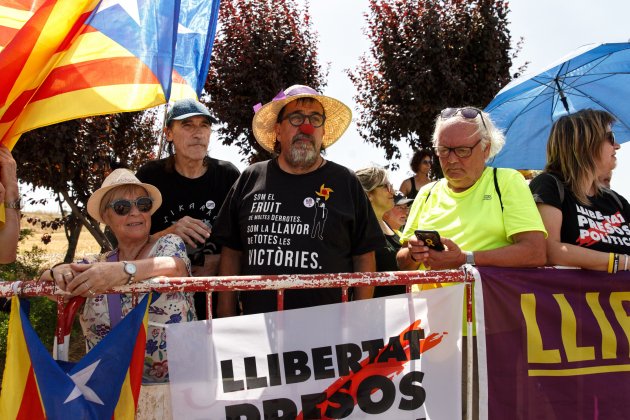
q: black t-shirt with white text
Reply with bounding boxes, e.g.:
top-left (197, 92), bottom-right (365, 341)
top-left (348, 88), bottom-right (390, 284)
top-left (137, 157), bottom-right (240, 319)
top-left (213, 159), bottom-right (383, 314)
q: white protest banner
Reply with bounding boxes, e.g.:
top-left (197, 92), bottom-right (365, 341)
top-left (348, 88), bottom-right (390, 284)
top-left (167, 285), bottom-right (464, 419)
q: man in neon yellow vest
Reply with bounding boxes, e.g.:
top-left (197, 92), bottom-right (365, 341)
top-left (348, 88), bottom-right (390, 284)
top-left (398, 107), bottom-right (546, 273)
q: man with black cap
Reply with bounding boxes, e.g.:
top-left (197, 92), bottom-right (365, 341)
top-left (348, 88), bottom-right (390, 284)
top-left (136, 98), bottom-right (240, 318)
top-left (212, 85), bottom-right (383, 316)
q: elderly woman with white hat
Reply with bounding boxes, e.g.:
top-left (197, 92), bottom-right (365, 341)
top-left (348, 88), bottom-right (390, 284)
top-left (40, 168), bottom-right (196, 383)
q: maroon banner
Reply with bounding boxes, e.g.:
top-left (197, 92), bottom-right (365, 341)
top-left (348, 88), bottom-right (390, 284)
top-left (476, 267), bottom-right (630, 419)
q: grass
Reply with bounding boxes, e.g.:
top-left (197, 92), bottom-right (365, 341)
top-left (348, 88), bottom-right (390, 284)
top-left (21, 211), bottom-right (102, 265)
top-left (4, 212), bottom-right (103, 363)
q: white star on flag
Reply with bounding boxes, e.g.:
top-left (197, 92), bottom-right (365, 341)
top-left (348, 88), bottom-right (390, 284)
top-left (64, 360), bottom-right (105, 405)
top-left (98, 0), bottom-right (141, 25)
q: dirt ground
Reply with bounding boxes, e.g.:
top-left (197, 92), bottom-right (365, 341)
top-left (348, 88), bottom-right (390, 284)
top-left (21, 211), bottom-right (102, 265)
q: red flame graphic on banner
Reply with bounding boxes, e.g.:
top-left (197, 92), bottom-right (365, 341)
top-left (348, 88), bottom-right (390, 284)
top-left (296, 319), bottom-right (446, 420)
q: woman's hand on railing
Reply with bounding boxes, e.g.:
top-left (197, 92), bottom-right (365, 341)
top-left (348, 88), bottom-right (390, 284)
top-left (64, 262), bottom-right (126, 297)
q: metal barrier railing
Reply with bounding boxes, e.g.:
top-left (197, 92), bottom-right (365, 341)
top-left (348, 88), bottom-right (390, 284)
top-left (0, 268), bottom-right (471, 353)
top-left (0, 269), bottom-right (475, 419)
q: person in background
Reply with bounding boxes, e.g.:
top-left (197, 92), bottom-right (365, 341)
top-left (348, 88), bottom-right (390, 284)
top-left (214, 85), bottom-right (383, 316)
top-left (0, 145), bottom-right (19, 264)
top-left (383, 191), bottom-right (413, 238)
top-left (40, 169), bottom-right (195, 383)
top-left (530, 109), bottom-right (630, 272)
top-left (356, 167), bottom-right (408, 297)
top-left (399, 149), bottom-right (432, 199)
top-left (136, 98), bottom-right (240, 319)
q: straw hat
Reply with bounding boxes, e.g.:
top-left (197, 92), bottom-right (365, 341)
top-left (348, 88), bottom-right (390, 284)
top-left (252, 85), bottom-right (352, 153)
top-left (87, 169), bottom-right (162, 223)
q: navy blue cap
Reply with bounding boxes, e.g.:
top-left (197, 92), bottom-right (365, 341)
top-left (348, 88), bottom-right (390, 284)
top-left (166, 98), bottom-right (218, 124)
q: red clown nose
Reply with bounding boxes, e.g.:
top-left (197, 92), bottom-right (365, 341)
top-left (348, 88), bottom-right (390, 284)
top-left (299, 124), bottom-right (315, 135)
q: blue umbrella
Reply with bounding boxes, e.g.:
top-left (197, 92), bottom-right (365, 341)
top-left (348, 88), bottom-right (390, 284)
top-left (485, 42), bottom-right (630, 170)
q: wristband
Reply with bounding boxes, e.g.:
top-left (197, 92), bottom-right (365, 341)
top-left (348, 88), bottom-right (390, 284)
top-left (608, 252), bottom-right (615, 274)
top-left (613, 253), bottom-right (620, 274)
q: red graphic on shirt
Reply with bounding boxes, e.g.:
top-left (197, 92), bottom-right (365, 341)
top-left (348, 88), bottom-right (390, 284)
top-left (576, 211), bottom-right (624, 247)
top-left (296, 320), bottom-right (447, 420)
top-left (315, 184), bottom-right (334, 201)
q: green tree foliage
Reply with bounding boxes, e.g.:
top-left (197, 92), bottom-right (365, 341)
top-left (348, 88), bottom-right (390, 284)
top-left (11, 112), bottom-right (159, 261)
top-left (205, 0), bottom-right (326, 161)
top-left (348, 0), bottom-right (515, 164)
top-left (0, 230), bottom-right (56, 382)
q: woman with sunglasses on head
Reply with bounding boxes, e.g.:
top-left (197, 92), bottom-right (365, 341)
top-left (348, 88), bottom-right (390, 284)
top-left (530, 109), bottom-right (630, 272)
top-left (356, 166), bottom-right (407, 297)
top-left (399, 149), bottom-right (432, 199)
top-left (40, 168), bottom-right (196, 383)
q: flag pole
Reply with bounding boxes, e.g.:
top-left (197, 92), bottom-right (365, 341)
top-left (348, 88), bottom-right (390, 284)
top-left (157, 103), bottom-right (170, 158)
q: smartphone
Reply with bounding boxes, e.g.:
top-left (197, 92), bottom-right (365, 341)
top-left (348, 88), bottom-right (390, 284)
top-left (414, 230), bottom-right (445, 251)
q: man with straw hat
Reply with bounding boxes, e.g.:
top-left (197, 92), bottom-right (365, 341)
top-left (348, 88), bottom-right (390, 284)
top-left (213, 85), bottom-right (383, 316)
top-left (136, 98), bottom-right (240, 318)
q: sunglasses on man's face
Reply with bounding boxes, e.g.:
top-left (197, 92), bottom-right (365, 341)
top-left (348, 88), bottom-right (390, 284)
top-left (108, 197), bottom-right (154, 216)
top-left (440, 107), bottom-right (488, 130)
top-left (281, 112), bottom-right (326, 128)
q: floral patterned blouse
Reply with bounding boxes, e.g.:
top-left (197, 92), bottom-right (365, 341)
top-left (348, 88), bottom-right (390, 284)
top-left (79, 234), bottom-right (196, 383)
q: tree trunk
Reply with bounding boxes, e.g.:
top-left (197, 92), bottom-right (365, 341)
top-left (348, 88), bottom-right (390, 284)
top-left (59, 190), bottom-right (112, 253)
top-left (63, 215), bottom-right (83, 263)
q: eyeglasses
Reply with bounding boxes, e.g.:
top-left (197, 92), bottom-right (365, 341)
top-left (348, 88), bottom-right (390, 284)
top-left (108, 197), bottom-right (154, 216)
top-left (281, 112), bottom-right (326, 128)
top-left (421, 159), bottom-right (432, 165)
top-left (434, 138), bottom-right (483, 158)
top-left (440, 107), bottom-right (487, 130)
top-left (376, 182), bottom-right (393, 193)
top-left (605, 131), bottom-right (616, 146)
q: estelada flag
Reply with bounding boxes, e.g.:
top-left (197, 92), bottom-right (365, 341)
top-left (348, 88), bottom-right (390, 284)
top-left (0, 294), bottom-right (152, 419)
top-left (0, 0), bottom-right (221, 149)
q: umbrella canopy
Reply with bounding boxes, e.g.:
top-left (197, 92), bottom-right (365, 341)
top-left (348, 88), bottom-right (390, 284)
top-left (485, 42), bottom-right (630, 170)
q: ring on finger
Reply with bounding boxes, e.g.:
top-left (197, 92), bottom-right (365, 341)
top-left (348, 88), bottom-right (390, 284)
top-left (88, 288), bottom-right (96, 297)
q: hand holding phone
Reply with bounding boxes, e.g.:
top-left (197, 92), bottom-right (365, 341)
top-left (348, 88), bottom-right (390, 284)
top-left (414, 230), bottom-right (445, 251)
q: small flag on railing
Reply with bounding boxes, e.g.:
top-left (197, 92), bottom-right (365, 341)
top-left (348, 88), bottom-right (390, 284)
top-left (0, 294), bottom-right (152, 419)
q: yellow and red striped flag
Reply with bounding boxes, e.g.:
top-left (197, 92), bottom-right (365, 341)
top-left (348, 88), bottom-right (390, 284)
top-left (0, 0), bottom-right (220, 149)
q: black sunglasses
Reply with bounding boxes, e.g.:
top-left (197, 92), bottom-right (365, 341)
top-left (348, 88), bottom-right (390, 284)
top-left (108, 197), bottom-right (154, 216)
top-left (440, 107), bottom-right (488, 130)
top-left (281, 112), bottom-right (326, 128)
top-left (605, 131), bottom-right (616, 146)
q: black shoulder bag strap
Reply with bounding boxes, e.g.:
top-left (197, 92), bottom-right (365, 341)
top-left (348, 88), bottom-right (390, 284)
top-left (493, 167), bottom-right (504, 212)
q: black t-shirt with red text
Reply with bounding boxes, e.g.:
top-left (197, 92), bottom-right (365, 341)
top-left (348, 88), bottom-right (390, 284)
top-left (530, 172), bottom-right (630, 254)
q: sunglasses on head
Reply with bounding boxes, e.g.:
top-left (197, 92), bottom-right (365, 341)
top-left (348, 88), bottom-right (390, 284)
top-left (108, 197), bottom-right (153, 216)
top-left (440, 107), bottom-right (488, 130)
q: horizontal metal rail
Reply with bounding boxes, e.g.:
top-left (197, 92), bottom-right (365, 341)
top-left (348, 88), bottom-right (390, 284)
top-left (0, 269), bottom-right (470, 297)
